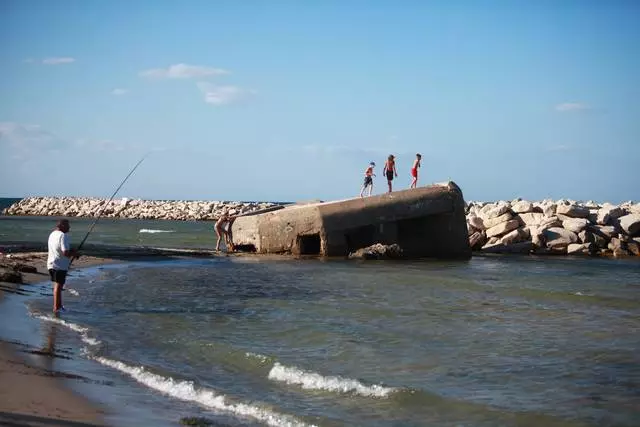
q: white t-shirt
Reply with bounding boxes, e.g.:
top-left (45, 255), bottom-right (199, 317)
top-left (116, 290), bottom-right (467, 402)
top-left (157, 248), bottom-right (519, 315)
top-left (47, 230), bottom-right (71, 270)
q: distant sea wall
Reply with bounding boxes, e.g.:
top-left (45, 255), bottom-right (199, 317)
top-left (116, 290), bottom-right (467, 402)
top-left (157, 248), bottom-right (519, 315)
top-left (2, 197), bottom-right (283, 221)
top-left (466, 199), bottom-right (640, 257)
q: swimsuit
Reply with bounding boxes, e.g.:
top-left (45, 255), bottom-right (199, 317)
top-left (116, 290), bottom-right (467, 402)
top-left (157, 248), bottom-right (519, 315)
top-left (411, 167), bottom-right (418, 178)
top-left (385, 161), bottom-right (395, 181)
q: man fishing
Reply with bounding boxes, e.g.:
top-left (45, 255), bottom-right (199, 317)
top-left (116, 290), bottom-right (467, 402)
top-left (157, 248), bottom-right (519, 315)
top-left (47, 219), bottom-right (79, 313)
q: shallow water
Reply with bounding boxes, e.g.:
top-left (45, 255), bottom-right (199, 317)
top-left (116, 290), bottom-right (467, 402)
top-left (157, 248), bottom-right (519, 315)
top-left (1, 216), bottom-right (639, 426)
top-left (1, 254), bottom-right (637, 427)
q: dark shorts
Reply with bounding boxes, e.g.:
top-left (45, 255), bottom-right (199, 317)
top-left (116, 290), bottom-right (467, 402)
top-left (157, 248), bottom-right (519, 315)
top-left (386, 170), bottom-right (394, 181)
top-left (363, 176), bottom-right (373, 186)
top-left (49, 269), bottom-right (67, 285)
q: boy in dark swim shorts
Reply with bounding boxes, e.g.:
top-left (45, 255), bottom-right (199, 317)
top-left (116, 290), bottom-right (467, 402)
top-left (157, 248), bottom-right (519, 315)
top-left (383, 154), bottom-right (398, 193)
top-left (359, 162), bottom-right (376, 197)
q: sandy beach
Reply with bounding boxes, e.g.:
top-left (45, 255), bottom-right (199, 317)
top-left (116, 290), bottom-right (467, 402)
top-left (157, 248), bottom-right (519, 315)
top-left (0, 249), bottom-right (182, 427)
top-left (0, 253), bottom-right (117, 427)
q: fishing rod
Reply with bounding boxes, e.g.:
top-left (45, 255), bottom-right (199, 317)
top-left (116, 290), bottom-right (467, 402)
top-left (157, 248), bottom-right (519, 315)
top-left (69, 154), bottom-right (147, 268)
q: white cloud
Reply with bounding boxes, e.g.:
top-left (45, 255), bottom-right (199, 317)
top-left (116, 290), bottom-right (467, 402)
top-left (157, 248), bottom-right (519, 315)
top-left (111, 88), bottom-right (129, 96)
top-left (140, 63), bottom-right (228, 79)
top-left (196, 82), bottom-right (255, 105)
top-left (0, 122), bottom-right (68, 160)
top-left (41, 57), bottom-right (76, 65)
top-left (555, 102), bottom-right (590, 112)
top-left (0, 122), bottom-right (127, 161)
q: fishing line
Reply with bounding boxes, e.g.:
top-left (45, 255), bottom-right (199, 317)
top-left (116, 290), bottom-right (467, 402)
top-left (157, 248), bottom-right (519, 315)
top-left (65, 154), bottom-right (148, 295)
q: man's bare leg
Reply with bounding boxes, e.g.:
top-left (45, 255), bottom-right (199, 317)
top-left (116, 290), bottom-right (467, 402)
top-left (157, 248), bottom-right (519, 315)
top-left (53, 282), bottom-right (62, 312)
top-left (215, 228), bottom-right (224, 251)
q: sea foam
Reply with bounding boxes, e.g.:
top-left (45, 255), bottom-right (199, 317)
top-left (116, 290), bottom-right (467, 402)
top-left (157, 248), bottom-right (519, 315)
top-left (35, 314), bottom-right (101, 346)
top-left (139, 229), bottom-right (174, 234)
top-left (94, 357), bottom-right (314, 427)
top-left (268, 362), bottom-right (397, 397)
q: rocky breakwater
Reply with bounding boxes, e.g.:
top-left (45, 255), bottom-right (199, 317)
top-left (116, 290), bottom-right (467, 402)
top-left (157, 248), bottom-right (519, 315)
top-left (2, 197), bottom-right (282, 221)
top-left (466, 199), bottom-right (640, 257)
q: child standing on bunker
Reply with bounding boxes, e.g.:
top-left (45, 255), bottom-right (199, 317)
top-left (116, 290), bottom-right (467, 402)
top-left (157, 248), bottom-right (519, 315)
top-left (410, 153), bottom-right (422, 189)
top-left (359, 162), bottom-right (376, 197)
top-left (383, 154), bottom-right (398, 193)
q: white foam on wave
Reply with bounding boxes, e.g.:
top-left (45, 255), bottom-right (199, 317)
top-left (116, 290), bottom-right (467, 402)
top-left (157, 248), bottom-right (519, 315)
top-left (268, 362), bottom-right (397, 397)
top-left (139, 229), bottom-right (175, 234)
top-left (34, 314), bottom-right (101, 346)
top-left (94, 357), bottom-right (314, 427)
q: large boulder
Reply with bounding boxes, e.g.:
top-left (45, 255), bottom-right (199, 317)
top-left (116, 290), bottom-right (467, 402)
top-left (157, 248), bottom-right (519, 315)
top-left (467, 215), bottom-right (485, 231)
top-left (567, 243), bottom-right (593, 255)
top-left (538, 216), bottom-right (562, 232)
top-left (544, 227), bottom-right (578, 249)
top-left (482, 241), bottom-right (533, 254)
top-left (486, 219), bottom-right (520, 238)
top-left (511, 201), bottom-right (534, 213)
top-left (469, 231), bottom-right (487, 250)
top-left (618, 214), bottom-right (640, 236)
top-left (562, 218), bottom-right (590, 234)
top-left (596, 205), bottom-right (625, 225)
top-left (480, 204), bottom-right (511, 220)
top-left (517, 212), bottom-right (546, 227)
top-left (592, 225), bottom-right (616, 240)
top-left (348, 243), bottom-right (403, 260)
top-left (556, 204), bottom-right (590, 218)
top-left (482, 212), bottom-right (513, 229)
top-left (500, 227), bottom-right (530, 245)
top-left (627, 241), bottom-right (640, 256)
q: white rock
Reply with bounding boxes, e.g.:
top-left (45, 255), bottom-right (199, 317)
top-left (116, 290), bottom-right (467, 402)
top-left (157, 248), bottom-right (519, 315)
top-left (562, 218), bottom-right (590, 234)
top-left (511, 201), bottom-right (534, 213)
top-left (517, 212), bottom-right (546, 227)
top-left (618, 214), bottom-right (640, 236)
top-left (482, 212), bottom-right (513, 229)
top-left (500, 227), bottom-right (530, 245)
top-left (480, 204), bottom-right (511, 220)
top-left (556, 204), bottom-right (590, 218)
top-left (486, 219), bottom-right (520, 238)
top-left (544, 227), bottom-right (578, 248)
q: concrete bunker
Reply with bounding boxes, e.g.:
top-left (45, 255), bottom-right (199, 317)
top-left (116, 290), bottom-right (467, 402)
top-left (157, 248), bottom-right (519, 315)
top-left (232, 181), bottom-right (471, 259)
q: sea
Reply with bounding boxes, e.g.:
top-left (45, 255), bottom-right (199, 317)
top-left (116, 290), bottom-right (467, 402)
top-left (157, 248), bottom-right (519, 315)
top-left (1, 203), bottom-right (639, 427)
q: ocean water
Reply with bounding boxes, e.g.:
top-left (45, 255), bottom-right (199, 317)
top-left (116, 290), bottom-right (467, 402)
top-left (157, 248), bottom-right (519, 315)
top-left (0, 214), bottom-right (219, 250)
top-left (1, 217), bottom-right (640, 427)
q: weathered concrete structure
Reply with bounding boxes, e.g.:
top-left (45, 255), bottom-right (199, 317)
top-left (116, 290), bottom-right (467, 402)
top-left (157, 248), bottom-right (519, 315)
top-left (233, 182), bottom-right (471, 259)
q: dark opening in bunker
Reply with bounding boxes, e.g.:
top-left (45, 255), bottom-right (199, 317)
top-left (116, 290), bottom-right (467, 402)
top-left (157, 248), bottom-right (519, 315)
top-left (234, 244), bottom-right (257, 253)
top-left (344, 224), bottom-right (376, 253)
top-left (298, 234), bottom-right (321, 255)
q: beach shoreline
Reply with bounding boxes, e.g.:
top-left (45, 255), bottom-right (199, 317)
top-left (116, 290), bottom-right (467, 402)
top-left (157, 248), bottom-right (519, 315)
top-left (0, 251), bottom-right (202, 427)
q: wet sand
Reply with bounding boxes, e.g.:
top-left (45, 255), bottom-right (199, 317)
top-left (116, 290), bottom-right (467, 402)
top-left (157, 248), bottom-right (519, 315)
top-left (0, 253), bottom-right (115, 426)
top-left (0, 250), bottom-right (206, 427)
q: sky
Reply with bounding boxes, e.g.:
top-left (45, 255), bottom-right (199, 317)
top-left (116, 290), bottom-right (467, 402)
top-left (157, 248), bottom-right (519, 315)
top-left (1, 0), bottom-right (639, 203)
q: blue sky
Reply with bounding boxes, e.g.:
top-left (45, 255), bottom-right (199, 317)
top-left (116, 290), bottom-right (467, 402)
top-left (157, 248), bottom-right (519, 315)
top-left (1, 0), bottom-right (638, 203)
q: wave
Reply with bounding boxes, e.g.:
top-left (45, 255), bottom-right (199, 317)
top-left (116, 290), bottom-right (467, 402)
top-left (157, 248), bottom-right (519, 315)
top-left (139, 229), bottom-right (175, 234)
top-left (94, 357), bottom-right (315, 427)
top-left (268, 362), bottom-right (397, 397)
top-left (34, 314), bottom-right (101, 346)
